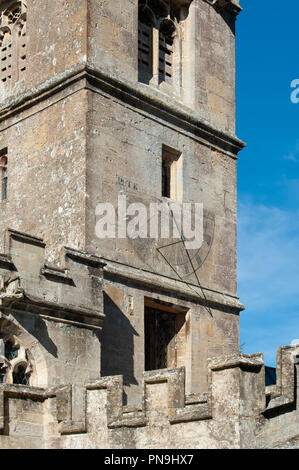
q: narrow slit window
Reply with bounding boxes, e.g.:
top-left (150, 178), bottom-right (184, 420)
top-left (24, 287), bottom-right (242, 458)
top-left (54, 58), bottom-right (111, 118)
top-left (0, 367), bottom-right (5, 383)
top-left (162, 157), bottom-right (171, 198)
top-left (0, 153), bottom-right (8, 201)
top-left (162, 145), bottom-right (182, 200)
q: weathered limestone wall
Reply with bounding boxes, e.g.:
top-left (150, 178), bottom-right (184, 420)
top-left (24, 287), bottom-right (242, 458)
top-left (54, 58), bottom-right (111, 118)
top-left (193, 0), bottom-right (238, 132)
top-left (86, 0), bottom-right (238, 133)
top-left (0, 84), bottom-right (88, 263)
top-left (0, 230), bottom-right (104, 389)
top-left (84, 81), bottom-right (240, 403)
top-left (87, 0), bottom-right (138, 83)
top-left (86, 88), bottom-right (238, 296)
top-left (0, 393), bottom-right (45, 449)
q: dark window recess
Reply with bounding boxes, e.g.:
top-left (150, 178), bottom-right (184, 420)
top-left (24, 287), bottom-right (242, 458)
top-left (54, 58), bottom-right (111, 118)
top-left (265, 366), bottom-right (277, 386)
top-left (138, 24), bottom-right (152, 73)
top-left (2, 167), bottom-right (7, 200)
top-left (13, 364), bottom-right (29, 386)
top-left (159, 32), bottom-right (173, 84)
top-left (1, 154), bottom-right (8, 201)
top-left (4, 340), bottom-right (17, 361)
top-left (145, 307), bottom-right (176, 371)
top-left (159, 19), bottom-right (175, 85)
top-left (162, 159), bottom-right (171, 198)
top-left (0, 367), bottom-right (5, 383)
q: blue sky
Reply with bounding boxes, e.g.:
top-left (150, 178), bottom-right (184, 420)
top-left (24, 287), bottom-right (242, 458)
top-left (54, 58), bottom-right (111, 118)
top-left (236, 0), bottom-right (299, 366)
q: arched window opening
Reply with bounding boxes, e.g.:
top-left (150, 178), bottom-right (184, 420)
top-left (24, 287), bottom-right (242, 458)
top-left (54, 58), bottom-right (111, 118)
top-left (4, 339), bottom-right (18, 361)
top-left (138, 5), bottom-right (155, 84)
top-left (13, 363), bottom-right (29, 385)
top-left (6, 4), bottom-right (22, 24)
top-left (0, 334), bottom-right (32, 386)
top-left (0, 1), bottom-right (27, 85)
top-left (138, 0), bottom-right (182, 91)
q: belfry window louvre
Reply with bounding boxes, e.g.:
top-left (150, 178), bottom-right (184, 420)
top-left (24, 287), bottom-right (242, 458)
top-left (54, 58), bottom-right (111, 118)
top-left (138, 0), bottom-right (179, 87)
top-left (138, 22), bottom-right (153, 75)
top-left (159, 20), bottom-right (175, 84)
top-left (0, 1), bottom-right (27, 84)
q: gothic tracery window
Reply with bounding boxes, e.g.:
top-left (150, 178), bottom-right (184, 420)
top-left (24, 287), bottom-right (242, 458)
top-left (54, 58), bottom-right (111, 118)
top-left (0, 1), bottom-right (27, 85)
top-left (0, 335), bottom-right (32, 385)
top-left (138, 0), bottom-right (180, 89)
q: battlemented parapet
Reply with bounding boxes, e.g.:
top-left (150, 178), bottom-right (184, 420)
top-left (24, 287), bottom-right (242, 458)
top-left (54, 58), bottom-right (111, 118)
top-left (0, 347), bottom-right (298, 449)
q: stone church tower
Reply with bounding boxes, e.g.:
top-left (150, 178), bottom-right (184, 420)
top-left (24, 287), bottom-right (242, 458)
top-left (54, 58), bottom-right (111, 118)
top-left (0, 0), bottom-right (298, 449)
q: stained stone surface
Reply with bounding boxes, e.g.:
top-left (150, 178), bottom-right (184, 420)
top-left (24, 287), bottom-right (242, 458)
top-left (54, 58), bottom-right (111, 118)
top-left (0, 0), bottom-right (297, 449)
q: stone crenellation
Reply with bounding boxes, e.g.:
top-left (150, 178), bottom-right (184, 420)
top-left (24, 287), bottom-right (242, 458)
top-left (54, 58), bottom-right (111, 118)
top-left (0, 346), bottom-right (298, 448)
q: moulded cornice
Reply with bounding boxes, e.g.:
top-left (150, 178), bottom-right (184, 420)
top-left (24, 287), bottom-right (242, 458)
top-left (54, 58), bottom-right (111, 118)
top-left (203, 0), bottom-right (242, 16)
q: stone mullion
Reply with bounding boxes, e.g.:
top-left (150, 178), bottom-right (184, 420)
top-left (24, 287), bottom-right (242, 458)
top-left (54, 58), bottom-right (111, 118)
top-left (150, 26), bottom-right (159, 87)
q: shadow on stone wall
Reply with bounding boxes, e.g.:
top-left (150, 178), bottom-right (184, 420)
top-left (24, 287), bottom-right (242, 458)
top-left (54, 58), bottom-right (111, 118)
top-left (100, 293), bottom-right (139, 404)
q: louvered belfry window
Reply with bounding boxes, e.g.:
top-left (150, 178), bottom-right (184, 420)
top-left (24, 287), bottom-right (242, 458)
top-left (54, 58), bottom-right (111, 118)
top-left (0, 1), bottom-right (27, 85)
top-left (138, 22), bottom-right (153, 76)
top-left (159, 19), bottom-right (175, 84)
top-left (138, 0), bottom-right (178, 86)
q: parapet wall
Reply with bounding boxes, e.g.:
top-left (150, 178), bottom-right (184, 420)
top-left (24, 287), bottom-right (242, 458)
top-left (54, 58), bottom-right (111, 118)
top-left (0, 228), bottom-right (106, 330)
top-left (0, 347), bottom-right (298, 449)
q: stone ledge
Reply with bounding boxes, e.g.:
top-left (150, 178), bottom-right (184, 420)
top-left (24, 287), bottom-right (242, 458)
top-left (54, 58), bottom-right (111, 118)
top-left (0, 63), bottom-right (245, 158)
top-left (209, 352), bottom-right (264, 372)
top-left (0, 229), bottom-right (105, 330)
top-left (86, 64), bottom-right (245, 157)
top-left (102, 257), bottom-right (245, 312)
